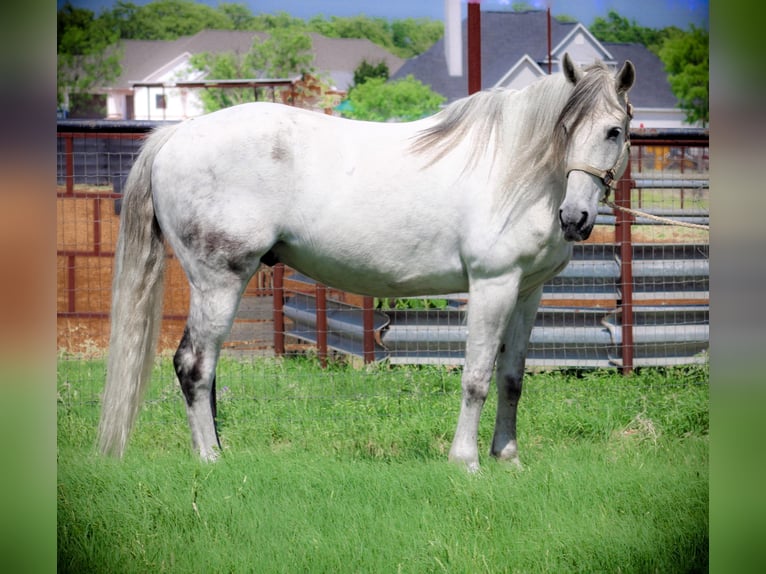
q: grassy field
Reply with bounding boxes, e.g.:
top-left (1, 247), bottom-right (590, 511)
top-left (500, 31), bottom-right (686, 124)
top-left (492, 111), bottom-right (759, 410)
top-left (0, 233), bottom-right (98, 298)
top-left (58, 357), bottom-right (708, 573)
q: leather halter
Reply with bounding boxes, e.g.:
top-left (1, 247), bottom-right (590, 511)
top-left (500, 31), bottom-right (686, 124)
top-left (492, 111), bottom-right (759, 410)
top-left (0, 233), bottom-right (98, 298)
top-left (565, 102), bottom-right (633, 199)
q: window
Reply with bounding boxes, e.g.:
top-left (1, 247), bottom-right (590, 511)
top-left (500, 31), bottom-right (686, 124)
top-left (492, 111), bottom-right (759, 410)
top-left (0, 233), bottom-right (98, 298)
top-left (155, 94), bottom-right (167, 109)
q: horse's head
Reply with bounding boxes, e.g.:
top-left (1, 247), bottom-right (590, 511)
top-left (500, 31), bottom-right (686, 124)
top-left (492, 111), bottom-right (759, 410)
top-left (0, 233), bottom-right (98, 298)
top-left (557, 53), bottom-right (635, 242)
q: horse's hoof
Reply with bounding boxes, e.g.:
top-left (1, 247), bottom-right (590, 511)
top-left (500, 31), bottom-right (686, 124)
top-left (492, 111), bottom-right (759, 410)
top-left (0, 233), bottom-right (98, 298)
top-left (199, 448), bottom-right (220, 462)
top-left (501, 457), bottom-right (523, 471)
top-left (448, 453), bottom-right (481, 473)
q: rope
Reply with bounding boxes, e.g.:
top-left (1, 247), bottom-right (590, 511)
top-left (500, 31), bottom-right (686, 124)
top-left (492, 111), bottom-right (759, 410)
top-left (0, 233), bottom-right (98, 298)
top-left (604, 200), bottom-right (710, 231)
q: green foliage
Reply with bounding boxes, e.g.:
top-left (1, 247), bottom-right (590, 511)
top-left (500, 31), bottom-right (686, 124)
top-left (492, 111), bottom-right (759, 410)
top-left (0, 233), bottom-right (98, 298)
top-left (188, 52), bottom-right (257, 112)
top-left (256, 13), bottom-right (445, 59)
top-left (188, 29), bottom-right (314, 114)
top-left (588, 10), bottom-right (709, 127)
top-left (346, 75), bottom-right (445, 122)
top-left (249, 10), bottom-right (308, 32)
top-left (109, 0), bottom-right (232, 40)
top-left (389, 18), bottom-right (445, 58)
top-left (589, 9), bottom-right (677, 54)
top-left (375, 297), bottom-right (449, 310)
top-left (57, 2), bottom-right (121, 105)
top-left (352, 60), bottom-right (389, 89)
top-left (217, 2), bottom-right (256, 30)
top-left (659, 26), bottom-right (710, 126)
top-left (321, 15), bottom-right (394, 51)
top-left (98, 3), bottom-right (442, 59)
top-left (246, 27), bottom-right (314, 78)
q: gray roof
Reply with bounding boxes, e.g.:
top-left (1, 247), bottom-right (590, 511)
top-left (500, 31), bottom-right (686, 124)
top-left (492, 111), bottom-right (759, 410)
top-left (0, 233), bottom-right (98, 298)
top-left (392, 10), bottom-right (676, 108)
top-left (110, 30), bottom-right (405, 91)
top-left (604, 42), bottom-right (677, 108)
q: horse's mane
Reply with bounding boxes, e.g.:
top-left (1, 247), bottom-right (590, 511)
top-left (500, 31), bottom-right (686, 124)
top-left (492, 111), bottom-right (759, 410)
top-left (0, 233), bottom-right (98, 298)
top-left (410, 60), bottom-right (626, 217)
top-left (409, 87), bottom-right (511, 169)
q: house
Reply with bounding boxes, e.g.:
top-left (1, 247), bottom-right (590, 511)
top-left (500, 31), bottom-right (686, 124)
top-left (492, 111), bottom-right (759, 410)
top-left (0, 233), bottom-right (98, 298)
top-left (100, 30), bottom-right (405, 120)
top-left (391, 10), bottom-right (685, 128)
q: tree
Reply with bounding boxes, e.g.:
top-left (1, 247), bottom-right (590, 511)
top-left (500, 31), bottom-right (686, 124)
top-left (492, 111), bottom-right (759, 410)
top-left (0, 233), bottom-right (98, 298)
top-left (589, 9), bottom-right (676, 54)
top-left (352, 60), bottom-right (389, 90)
top-left (189, 28), bottom-right (315, 114)
top-left (388, 18), bottom-right (444, 58)
top-left (345, 75), bottom-right (445, 122)
top-left (188, 52), bottom-right (256, 112)
top-left (305, 15), bottom-right (443, 59)
top-left (108, 0), bottom-right (232, 40)
top-left (324, 15), bottom-right (392, 52)
top-left (246, 27), bottom-right (314, 78)
top-left (249, 10), bottom-right (307, 31)
top-left (218, 2), bottom-right (256, 30)
top-left (72, 3), bottom-right (442, 59)
top-left (57, 2), bottom-right (121, 109)
top-left (659, 26), bottom-right (709, 126)
top-left (588, 10), bottom-right (708, 126)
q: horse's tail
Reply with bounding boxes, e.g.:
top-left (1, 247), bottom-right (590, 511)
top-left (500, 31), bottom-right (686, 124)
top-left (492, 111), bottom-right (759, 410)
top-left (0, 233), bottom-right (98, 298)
top-left (97, 124), bottom-right (179, 458)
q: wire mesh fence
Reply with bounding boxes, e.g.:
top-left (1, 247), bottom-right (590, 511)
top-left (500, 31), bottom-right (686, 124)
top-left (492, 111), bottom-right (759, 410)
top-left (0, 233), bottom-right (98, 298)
top-left (57, 121), bottom-right (709, 422)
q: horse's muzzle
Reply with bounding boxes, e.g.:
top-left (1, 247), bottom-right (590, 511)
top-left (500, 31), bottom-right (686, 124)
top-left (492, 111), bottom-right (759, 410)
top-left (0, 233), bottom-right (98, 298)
top-left (559, 209), bottom-right (593, 242)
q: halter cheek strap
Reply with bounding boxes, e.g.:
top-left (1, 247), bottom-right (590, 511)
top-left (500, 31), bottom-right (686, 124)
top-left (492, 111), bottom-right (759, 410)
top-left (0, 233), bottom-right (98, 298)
top-left (566, 139), bottom-right (631, 197)
top-left (565, 101), bottom-right (633, 199)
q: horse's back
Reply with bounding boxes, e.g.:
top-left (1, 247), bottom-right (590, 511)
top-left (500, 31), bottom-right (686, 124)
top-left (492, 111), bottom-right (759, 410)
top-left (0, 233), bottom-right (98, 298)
top-left (148, 102), bottom-right (473, 295)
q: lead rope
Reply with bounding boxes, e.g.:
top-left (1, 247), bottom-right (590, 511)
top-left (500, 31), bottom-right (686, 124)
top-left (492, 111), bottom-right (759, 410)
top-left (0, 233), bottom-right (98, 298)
top-left (603, 101), bottom-right (709, 232)
top-left (603, 199), bottom-right (710, 231)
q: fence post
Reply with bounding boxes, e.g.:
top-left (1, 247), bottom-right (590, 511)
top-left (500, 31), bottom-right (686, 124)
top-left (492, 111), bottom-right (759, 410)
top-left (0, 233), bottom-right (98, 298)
top-left (615, 160), bottom-right (635, 374)
top-left (467, 1), bottom-right (481, 95)
top-left (64, 134), bottom-right (74, 195)
top-left (362, 296), bottom-right (375, 364)
top-left (316, 283), bottom-right (328, 368)
top-left (273, 263), bottom-right (285, 356)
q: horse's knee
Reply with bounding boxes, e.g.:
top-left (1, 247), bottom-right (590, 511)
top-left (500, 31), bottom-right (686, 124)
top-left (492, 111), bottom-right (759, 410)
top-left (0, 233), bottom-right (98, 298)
top-left (173, 327), bottom-right (205, 406)
top-left (462, 368), bottom-right (491, 404)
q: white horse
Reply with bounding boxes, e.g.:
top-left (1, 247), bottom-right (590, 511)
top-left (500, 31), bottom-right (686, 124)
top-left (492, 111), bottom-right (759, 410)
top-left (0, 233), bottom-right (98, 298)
top-left (98, 54), bottom-right (635, 470)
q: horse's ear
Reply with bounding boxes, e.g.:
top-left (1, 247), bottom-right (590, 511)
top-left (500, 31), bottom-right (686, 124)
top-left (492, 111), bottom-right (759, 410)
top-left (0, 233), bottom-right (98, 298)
top-left (562, 53), bottom-right (583, 85)
top-left (615, 60), bottom-right (636, 94)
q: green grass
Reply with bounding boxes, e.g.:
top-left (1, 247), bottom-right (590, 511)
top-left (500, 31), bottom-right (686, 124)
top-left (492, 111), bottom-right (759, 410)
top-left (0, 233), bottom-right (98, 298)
top-left (631, 187), bottom-right (709, 211)
top-left (58, 357), bottom-right (708, 573)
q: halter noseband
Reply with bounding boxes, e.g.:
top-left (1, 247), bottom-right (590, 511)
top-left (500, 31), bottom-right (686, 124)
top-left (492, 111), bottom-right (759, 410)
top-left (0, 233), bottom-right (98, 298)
top-left (565, 101), bottom-right (633, 200)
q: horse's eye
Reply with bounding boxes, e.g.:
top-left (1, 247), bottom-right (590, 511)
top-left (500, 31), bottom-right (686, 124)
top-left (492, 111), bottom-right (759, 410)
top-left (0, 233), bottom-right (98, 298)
top-left (607, 127), bottom-right (622, 140)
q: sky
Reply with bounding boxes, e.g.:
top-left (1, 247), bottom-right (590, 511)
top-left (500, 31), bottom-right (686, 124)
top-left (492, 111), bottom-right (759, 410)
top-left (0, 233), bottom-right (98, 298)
top-left (58, 0), bottom-right (709, 31)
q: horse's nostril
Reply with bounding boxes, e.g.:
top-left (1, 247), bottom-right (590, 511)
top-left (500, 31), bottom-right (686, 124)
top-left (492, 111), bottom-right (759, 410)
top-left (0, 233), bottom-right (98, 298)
top-left (558, 209), bottom-right (565, 226)
top-left (577, 211), bottom-right (588, 229)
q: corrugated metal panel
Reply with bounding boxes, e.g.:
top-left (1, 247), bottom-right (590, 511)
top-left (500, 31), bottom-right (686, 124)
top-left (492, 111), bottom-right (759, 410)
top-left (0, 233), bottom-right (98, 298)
top-left (284, 294), bottom-right (390, 361)
top-left (283, 294), bottom-right (709, 368)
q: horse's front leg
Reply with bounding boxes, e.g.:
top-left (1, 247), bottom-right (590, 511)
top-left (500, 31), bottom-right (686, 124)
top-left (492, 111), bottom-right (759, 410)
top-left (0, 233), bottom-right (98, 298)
top-left (449, 276), bottom-right (519, 471)
top-left (491, 285), bottom-right (544, 467)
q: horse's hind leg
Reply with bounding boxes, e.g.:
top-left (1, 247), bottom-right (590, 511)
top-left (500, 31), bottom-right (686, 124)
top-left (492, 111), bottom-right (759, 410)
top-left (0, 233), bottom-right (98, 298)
top-left (174, 280), bottom-right (245, 461)
top-left (491, 286), bottom-right (543, 466)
